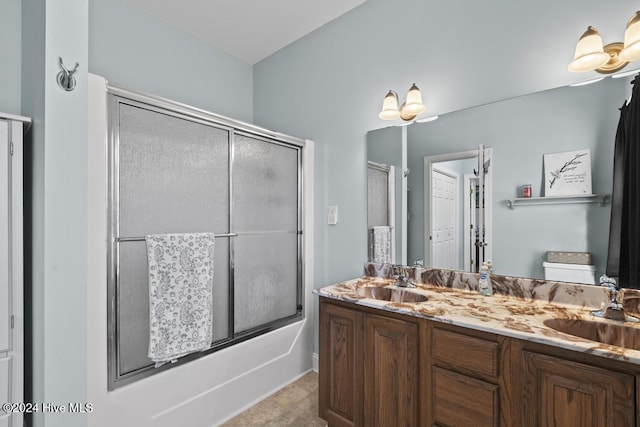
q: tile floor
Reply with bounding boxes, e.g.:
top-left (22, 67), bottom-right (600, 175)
top-left (222, 371), bottom-right (327, 427)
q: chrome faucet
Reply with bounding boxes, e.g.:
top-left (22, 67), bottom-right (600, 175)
top-left (392, 265), bottom-right (416, 288)
top-left (591, 274), bottom-right (638, 322)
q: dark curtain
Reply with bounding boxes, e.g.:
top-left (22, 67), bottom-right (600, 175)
top-left (607, 75), bottom-right (640, 289)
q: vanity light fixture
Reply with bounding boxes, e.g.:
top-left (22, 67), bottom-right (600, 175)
top-left (568, 11), bottom-right (640, 74)
top-left (378, 83), bottom-right (426, 121)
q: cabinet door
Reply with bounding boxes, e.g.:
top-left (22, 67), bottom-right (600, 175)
top-left (364, 313), bottom-right (418, 427)
top-left (432, 367), bottom-right (498, 427)
top-left (522, 351), bottom-right (634, 427)
top-left (319, 301), bottom-right (364, 427)
top-left (0, 120), bottom-right (9, 353)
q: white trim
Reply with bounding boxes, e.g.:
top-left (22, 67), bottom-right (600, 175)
top-left (463, 173), bottom-right (477, 272)
top-left (0, 113), bottom-right (30, 124)
top-left (388, 165), bottom-right (396, 263)
top-left (400, 126), bottom-right (408, 265)
top-left (312, 352), bottom-right (319, 372)
top-left (431, 165), bottom-right (460, 270)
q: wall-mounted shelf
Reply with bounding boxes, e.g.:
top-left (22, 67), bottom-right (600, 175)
top-left (506, 194), bottom-right (609, 209)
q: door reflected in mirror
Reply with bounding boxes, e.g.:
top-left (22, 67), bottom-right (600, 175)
top-left (425, 148), bottom-right (492, 273)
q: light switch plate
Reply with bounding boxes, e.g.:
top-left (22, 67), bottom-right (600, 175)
top-left (328, 206), bottom-right (338, 225)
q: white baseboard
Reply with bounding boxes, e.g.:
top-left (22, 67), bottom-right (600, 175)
top-left (312, 352), bottom-right (319, 372)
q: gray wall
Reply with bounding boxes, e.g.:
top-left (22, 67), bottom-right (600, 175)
top-left (18, 1), bottom-right (256, 425)
top-left (406, 77), bottom-right (629, 279)
top-left (253, 0), bottom-right (633, 294)
top-left (1, 0), bottom-right (21, 114)
top-left (89, 0), bottom-right (254, 122)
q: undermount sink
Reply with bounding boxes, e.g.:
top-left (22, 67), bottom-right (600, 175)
top-left (357, 286), bottom-right (428, 303)
top-left (543, 318), bottom-right (640, 350)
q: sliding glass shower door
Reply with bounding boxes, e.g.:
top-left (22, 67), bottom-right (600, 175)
top-left (107, 93), bottom-right (303, 389)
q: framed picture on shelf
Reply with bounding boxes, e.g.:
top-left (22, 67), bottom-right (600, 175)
top-left (543, 149), bottom-right (592, 196)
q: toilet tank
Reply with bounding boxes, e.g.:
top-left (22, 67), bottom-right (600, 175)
top-left (543, 261), bottom-right (596, 284)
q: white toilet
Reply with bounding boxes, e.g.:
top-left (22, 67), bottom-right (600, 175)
top-left (543, 261), bottom-right (596, 284)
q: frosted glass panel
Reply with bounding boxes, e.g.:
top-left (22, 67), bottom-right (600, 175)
top-left (118, 104), bottom-right (229, 237)
top-left (117, 239), bottom-right (230, 375)
top-left (233, 135), bottom-right (298, 232)
top-left (367, 166), bottom-right (389, 227)
top-left (117, 242), bottom-right (150, 373)
top-left (234, 233), bottom-right (298, 333)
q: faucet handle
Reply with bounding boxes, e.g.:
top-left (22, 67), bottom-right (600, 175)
top-left (599, 274), bottom-right (618, 290)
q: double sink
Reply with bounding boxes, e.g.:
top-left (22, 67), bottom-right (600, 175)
top-left (544, 318), bottom-right (640, 351)
top-left (357, 285), bottom-right (428, 303)
top-left (356, 284), bottom-right (640, 352)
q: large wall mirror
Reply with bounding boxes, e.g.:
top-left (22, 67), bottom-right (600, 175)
top-left (367, 75), bottom-right (634, 284)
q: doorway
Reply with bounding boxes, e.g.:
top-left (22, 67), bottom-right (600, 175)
top-left (424, 147), bottom-right (492, 272)
top-left (430, 165), bottom-right (460, 270)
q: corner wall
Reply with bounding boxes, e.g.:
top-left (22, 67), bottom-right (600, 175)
top-left (21, 0), bottom-right (88, 426)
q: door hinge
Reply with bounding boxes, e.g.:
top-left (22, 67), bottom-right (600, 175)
top-left (11, 315), bottom-right (14, 329)
top-left (10, 141), bottom-right (14, 156)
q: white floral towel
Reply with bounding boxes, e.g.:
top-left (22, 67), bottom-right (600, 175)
top-left (368, 226), bottom-right (392, 264)
top-left (145, 233), bottom-right (215, 366)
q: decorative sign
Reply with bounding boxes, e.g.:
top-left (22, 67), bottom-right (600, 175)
top-left (543, 149), bottom-right (592, 196)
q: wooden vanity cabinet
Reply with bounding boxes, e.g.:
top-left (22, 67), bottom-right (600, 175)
top-left (429, 326), bottom-right (504, 427)
top-left (520, 351), bottom-right (634, 427)
top-left (318, 301), bottom-right (364, 427)
top-left (319, 298), bottom-right (420, 427)
top-left (319, 296), bottom-right (639, 427)
top-left (363, 313), bottom-right (419, 426)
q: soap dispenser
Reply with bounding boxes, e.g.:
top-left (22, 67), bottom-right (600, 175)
top-left (478, 261), bottom-right (493, 296)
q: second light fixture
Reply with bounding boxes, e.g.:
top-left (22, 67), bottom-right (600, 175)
top-left (378, 83), bottom-right (426, 121)
top-left (568, 11), bottom-right (640, 74)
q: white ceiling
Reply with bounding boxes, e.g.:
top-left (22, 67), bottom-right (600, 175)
top-left (122, 0), bottom-right (368, 65)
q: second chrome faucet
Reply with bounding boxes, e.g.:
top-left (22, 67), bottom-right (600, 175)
top-left (591, 274), bottom-right (639, 322)
top-left (392, 265), bottom-right (416, 288)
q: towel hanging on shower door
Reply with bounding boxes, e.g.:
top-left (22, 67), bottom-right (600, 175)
top-left (368, 226), bottom-right (392, 264)
top-left (145, 233), bottom-right (215, 366)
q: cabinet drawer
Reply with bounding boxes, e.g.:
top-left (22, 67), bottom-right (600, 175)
top-left (432, 327), bottom-right (498, 378)
top-left (432, 367), bottom-right (498, 427)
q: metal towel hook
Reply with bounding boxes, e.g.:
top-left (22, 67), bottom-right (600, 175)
top-left (56, 57), bottom-right (79, 92)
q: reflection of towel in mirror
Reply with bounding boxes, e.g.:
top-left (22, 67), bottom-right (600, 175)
top-left (145, 233), bottom-right (215, 367)
top-left (368, 226), bottom-right (392, 264)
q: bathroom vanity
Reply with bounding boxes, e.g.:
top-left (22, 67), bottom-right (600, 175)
top-left (316, 269), bottom-right (640, 427)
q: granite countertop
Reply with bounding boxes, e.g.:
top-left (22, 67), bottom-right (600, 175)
top-left (314, 276), bottom-right (640, 364)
